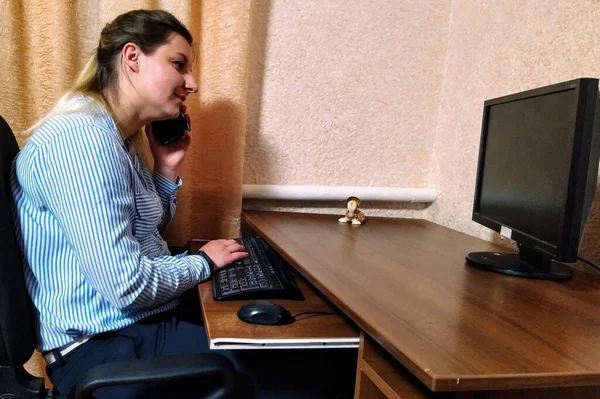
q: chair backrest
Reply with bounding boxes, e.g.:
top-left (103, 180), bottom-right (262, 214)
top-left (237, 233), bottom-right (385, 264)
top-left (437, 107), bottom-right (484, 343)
top-left (0, 115), bottom-right (37, 368)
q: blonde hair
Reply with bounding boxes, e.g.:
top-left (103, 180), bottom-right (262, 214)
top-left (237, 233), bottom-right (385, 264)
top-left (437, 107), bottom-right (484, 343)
top-left (23, 9), bottom-right (194, 170)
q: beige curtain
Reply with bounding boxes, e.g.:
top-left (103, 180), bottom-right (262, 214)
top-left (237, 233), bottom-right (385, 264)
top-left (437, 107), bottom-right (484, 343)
top-left (0, 0), bottom-right (253, 386)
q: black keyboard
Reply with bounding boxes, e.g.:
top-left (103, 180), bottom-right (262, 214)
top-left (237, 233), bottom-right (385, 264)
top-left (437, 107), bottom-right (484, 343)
top-left (212, 236), bottom-right (304, 301)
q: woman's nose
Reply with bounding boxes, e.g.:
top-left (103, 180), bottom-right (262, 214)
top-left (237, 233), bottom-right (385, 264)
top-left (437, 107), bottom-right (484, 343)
top-left (186, 74), bottom-right (198, 94)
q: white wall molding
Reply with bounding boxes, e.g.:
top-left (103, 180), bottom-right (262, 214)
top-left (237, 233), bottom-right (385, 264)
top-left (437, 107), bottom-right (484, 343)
top-left (242, 185), bottom-right (436, 203)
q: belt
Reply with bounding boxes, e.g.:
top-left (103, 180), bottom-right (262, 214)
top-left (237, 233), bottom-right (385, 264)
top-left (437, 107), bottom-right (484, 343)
top-left (43, 336), bottom-right (92, 366)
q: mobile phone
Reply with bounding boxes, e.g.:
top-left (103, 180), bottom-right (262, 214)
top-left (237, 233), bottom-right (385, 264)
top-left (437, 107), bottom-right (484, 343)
top-left (150, 110), bottom-right (190, 145)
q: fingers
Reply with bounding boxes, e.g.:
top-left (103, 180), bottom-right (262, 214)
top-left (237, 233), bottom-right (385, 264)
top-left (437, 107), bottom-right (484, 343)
top-left (201, 239), bottom-right (248, 269)
top-left (214, 238), bottom-right (240, 247)
top-left (181, 105), bottom-right (191, 128)
top-left (232, 244), bottom-right (246, 253)
top-left (220, 241), bottom-right (247, 258)
top-left (226, 250), bottom-right (248, 264)
top-left (144, 124), bottom-right (158, 146)
top-left (224, 241), bottom-right (246, 253)
top-left (212, 251), bottom-right (248, 270)
top-left (180, 130), bottom-right (192, 146)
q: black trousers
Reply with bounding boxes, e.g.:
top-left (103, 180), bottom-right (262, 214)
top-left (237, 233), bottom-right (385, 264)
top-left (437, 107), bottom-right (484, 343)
top-left (46, 304), bottom-right (357, 398)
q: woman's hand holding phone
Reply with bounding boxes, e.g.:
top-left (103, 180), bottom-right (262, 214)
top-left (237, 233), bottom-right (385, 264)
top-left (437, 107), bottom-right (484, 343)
top-left (146, 105), bottom-right (192, 182)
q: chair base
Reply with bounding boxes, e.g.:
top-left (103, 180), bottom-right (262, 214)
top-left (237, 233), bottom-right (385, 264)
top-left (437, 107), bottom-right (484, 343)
top-left (0, 365), bottom-right (47, 398)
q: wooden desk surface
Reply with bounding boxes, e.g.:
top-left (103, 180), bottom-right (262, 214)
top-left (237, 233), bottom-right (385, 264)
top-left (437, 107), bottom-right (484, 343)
top-left (242, 211), bottom-right (600, 392)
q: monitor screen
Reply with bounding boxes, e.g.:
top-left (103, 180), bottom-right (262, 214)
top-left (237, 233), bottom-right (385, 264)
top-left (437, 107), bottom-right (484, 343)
top-left (478, 89), bottom-right (577, 247)
top-left (469, 78), bottom-right (600, 280)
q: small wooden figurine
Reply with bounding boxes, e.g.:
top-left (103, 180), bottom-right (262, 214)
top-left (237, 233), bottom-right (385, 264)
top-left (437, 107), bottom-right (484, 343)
top-left (338, 196), bottom-right (366, 225)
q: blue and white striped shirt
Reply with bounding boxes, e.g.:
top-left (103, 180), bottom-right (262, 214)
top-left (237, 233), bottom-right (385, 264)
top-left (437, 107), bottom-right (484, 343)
top-left (10, 96), bottom-right (210, 351)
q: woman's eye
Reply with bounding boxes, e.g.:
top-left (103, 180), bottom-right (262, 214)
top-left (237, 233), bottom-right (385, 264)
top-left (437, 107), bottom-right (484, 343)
top-left (173, 61), bottom-right (184, 70)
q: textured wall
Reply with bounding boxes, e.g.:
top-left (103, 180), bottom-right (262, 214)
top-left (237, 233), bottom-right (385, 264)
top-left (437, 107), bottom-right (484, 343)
top-left (426, 0), bottom-right (600, 252)
top-left (244, 0), bottom-right (451, 190)
top-left (245, 0), bottom-right (600, 265)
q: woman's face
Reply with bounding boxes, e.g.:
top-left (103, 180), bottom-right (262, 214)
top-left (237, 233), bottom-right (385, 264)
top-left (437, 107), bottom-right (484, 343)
top-left (137, 33), bottom-right (197, 121)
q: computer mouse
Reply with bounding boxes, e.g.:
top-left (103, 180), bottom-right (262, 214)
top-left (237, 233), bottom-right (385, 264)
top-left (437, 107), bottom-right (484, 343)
top-left (237, 300), bottom-right (295, 326)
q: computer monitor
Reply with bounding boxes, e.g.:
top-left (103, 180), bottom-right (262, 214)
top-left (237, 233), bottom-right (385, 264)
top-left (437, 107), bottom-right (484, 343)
top-left (466, 78), bottom-right (600, 280)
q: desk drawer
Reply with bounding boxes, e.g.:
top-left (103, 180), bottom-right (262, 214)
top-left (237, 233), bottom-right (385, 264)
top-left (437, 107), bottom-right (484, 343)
top-left (355, 332), bottom-right (447, 399)
top-left (355, 332), bottom-right (600, 399)
top-left (354, 331), bottom-right (455, 399)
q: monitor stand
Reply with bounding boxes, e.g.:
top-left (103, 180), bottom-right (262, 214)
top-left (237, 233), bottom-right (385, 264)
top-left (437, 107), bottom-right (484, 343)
top-left (466, 245), bottom-right (572, 280)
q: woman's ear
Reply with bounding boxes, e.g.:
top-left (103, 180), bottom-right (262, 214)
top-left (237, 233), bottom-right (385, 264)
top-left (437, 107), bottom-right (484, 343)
top-left (122, 42), bottom-right (140, 72)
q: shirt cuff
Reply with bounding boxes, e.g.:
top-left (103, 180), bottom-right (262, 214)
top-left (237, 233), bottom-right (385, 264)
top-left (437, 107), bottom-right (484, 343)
top-left (181, 253), bottom-right (212, 283)
top-left (154, 173), bottom-right (182, 198)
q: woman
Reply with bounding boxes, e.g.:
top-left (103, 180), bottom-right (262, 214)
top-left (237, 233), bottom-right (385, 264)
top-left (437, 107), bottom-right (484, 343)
top-left (11, 9), bottom-right (355, 398)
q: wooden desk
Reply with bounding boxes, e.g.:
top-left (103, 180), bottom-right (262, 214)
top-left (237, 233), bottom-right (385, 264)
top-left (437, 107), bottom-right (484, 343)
top-left (190, 240), bottom-right (359, 350)
top-left (241, 211), bottom-right (600, 399)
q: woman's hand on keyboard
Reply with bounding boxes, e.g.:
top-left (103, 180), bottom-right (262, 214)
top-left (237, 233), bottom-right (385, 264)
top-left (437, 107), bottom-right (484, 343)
top-left (200, 239), bottom-right (248, 269)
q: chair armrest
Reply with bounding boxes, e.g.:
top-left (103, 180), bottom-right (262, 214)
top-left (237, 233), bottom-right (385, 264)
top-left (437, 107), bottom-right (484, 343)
top-left (74, 353), bottom-right (236, 399)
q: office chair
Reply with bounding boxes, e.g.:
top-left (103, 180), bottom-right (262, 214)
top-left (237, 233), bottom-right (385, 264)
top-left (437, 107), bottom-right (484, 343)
top-left (0, 115), bottom-right (236, 398)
